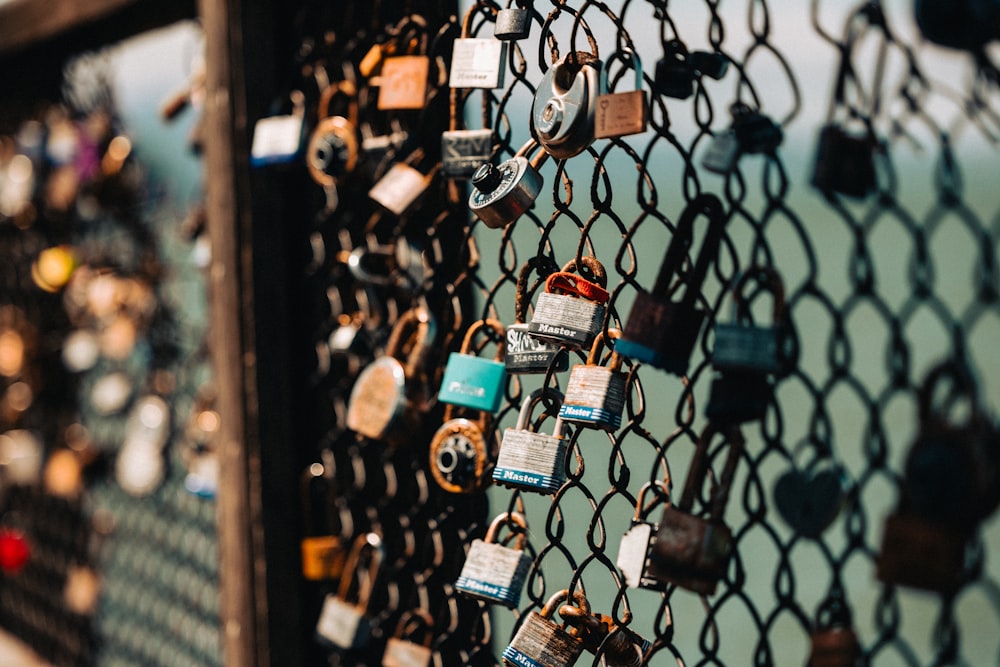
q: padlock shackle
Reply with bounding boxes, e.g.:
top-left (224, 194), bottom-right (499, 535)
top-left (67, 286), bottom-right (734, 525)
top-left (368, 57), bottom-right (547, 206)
top-left (459, 318), bottom-right (507, 362)
top-left (633, 479), bottom-right (670, 521)
top-left (392, 607), bottom-right (435, 647)
top-left (484, 511), bottom-right (529, 551)
top-left (586, 328), bottom-right (624, 371)
top-left (514, 138), bottom-right (550, 171)
top-left (317, 79), bottom-right (359, 126)
top-left (515, 387), bottom-right (566, 435)
top-left (541, 589), bottom-right (591, 629)
top-left (678, 423), bottom-right (745, 519)
top-left (600, 47), bottom-right (643, 95)
top-left (727, 265), bottom-right (786, 325)
top-left (515, 255), bottom-right (560, 323)
top-left (384, 307), bottom-right (436, 380)
top-left (917, 360), bottom-right (983, 427)
top-left (336, 532), bottom-right (383, 609)
top-left (652, 194), bottom-right (726, 307)
top-left (560, 255), bottom-right (608, 288)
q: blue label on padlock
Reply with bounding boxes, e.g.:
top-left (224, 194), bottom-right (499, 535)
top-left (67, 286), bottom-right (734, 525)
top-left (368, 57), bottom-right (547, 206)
top-left (613, 337), bottom-right (664, 368)
top-left (557, 404), bottom-right (622, 431)
top-left (492, 467), bottom-right (562, 494)
top-left (438, 353), bottom-right (507, 413)
top-left (454, 577), bottom-right (521, 606)
top-left (501, 647), bottom-right (547, 667)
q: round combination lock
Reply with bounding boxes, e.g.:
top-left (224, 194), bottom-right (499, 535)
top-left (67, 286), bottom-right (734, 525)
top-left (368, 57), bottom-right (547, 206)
top-left (429, 418), bottom-right (487, 494)
top-left (307, 117), bottom-right (358, 187)
top-left (468, 140), bottom-right (548, 229)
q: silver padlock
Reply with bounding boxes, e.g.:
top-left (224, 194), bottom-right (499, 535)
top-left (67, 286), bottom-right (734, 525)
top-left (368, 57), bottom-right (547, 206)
top-left (382, 608), bottom-right (434, 667)
top-left (455, 512), bottom-right (532, 607)
top-left (493, 388), bottom-right (569, 494)
top-left (315, 533), bottom-right (383, 650)
top-left (501, 589), bottom-right (589, 667)
top-left (558, 329), bottom-right (628, 432)
top-left (531, 51), bottom-right (604, 159)
top-left (469, 139), bottom-right (548, 228)
top-left (700, 130), bottom-right (739, 175)
top-left (494, 0), bottom-right (531, 40)
top-left (448, 6), bottom-right (506, 90)
top-left (368, 148), bottom-right (439, 216)
top-left (528, 256), bottom-right (609, 349)
top-left (506, 256), bottom-right (567, 374)
top-left (616, 481), bottom-right (670, 591)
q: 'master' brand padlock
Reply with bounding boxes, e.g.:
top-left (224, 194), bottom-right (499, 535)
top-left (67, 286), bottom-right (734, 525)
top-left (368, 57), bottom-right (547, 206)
top-left (506, 256), bottom-right (567, 374)
top-left (501, 589), bottom-right (589, 666)
top-left (495, 0), bottom-right (532, 40)
top-left (469, 139), bottom-right (548, 228)
top-left (877, 361), bottom-right (1000, 593)
top-left (383, 608), bottom-right (435, 667)
top-left (300, 462), bottom-right (346, 581)
top-left (347, 307), bottom-right (435, 444)
top-left (316, 533), bottom-right (383, 650)
top-left (616, 481), bottom-right (670, 591)
top-left (493, 388), bottom-right (569, 494)
top-left (556, 606), bottom-right (652, 667)
top-left (429, 402), bottom-right (495, 494)
top-left (528, 256), bottom-right (609, 349)
top-left (594, 49), bottom-right (648, 140)
top-left (250, 91), bottom-right (306, 167)
top-left (648, 424), bottom-right (746, 595)
top-left (449, 5), bottom-right (506, 90)
top-left (438, 319), bottom-right (507, 413)
top-left (807, 592), bottom-right (862, 667)
top-left (306, 78), bottom-right (359, 203)
top-left (617, 194), bottom-right (726, 375)
top-left (559, 329), bottom-right (628, 432)
top-left (456, 512), bottom-right (532, 607)
top-left (531, 50), bottom-right (604, 159)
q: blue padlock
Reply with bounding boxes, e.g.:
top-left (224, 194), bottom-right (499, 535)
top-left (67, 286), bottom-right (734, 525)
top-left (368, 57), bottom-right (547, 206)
top-left (438, 319), bottom-right (508, 413)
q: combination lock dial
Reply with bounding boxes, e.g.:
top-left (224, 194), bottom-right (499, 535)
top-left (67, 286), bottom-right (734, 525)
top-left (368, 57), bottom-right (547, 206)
top-left (307, 117), bottom-right (358, 187)
top-left (468, 140), bottom-right (548, 229)
top-left (430, 418), bottom-right (488, 494)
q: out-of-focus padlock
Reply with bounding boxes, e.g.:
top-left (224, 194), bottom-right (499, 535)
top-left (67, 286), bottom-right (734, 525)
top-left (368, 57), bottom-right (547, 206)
top-left (877, 361), bottom-right (1000, 593)
top-left (617, 194), bottom-right (726, 375)
top-left (493, 388), bottom-right (569, 494)
top-left (250, 91), bottom-right (306, 167)
top-left (300, 461), bottom-right (347, 581)
top-left (429, 402), bottom-right (495, 494)
top-left (653, 38), bottom-right (728, 100)
top-left (811, 123), bottom-right (878, 200)
top-left (455, 512), bottom-right (532, 607)
top-left (376, 18), bottom-right (430, 110)
top-left (648, 424), bottom-right (745, 595)
top-left (528, 256), bottom-right (609, 350)
top-left (306, 78), bottom-right (359, 202)
top-left (702, 102), bottom-right (782, 175)
top-left (506, 256), bottom-right (568, 374)
top-left (531, 50), bottom-right (604, 159)
top-left (807, 591), bottom-right (862, 667)
top-left (469, 139), bottom-right (548, 228)
top-left (915, 0), bottom-right (1000, 52)
top-left (501, 589), bottom-right (589, 666)
top-left (438, 319), bottom-right (507, 413)
top-left (368, 148), bottom-right (440, 216)
top-left (594, 49), bottom-right (648, 139)
top-left (495, 0), bottom-right (532, 40)
top-left (557, 605), bottom-right (652, 667)
top-left (315, 533), bottom-right (383, 650)
top-left (441, 82), bottom-right (494, 180)
top-left (558, 329), bottom-right (628, 432)
top-left (383, 608), bottom-right (435, 667)
top-left (616, 481), bottom-right (670, 591)
top-left (448, 5), bottom-right (507, 90)
top-left (347, 307), bottom-right (436, 444)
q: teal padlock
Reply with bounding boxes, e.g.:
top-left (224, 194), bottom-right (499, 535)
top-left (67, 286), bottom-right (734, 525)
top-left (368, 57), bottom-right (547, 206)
top-left (438, 319), bottom-right (508, 413)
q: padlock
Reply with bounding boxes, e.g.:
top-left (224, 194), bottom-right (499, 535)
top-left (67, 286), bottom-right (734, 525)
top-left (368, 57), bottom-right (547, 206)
top-left (315, 533), bottom-right (383, 650)
top-left (437, 318), bottom-right (507, 413)
top-left (877, 361), bottom-right (1000, 593)
top-left (811, 124), bottom-right (877, 199)
top-left (915, 0), bottom-right (1000, 52)
top-left (700, 130), bottom-right (740, 175)
top-left (429, 403), bottom-right (494, 494)
top-left (115, 394), bottom-right (171, 497)
top-left (306, 79), bottom-right (359, 200)
top-left (368, 148), bottom-right (439, 216)
top-left (528, 256), bottom-right (609, 349)
top-left (807, 592), bottom-right (862, 667)
top-left (376, 19), bottom-right (430, 110)
top-left (653, 39), bottom-right (696, 100)
top-left (594, 49), bottom-right (648, 140)
top-left (383, 608), bottom-right (435, 667)
top-left (617, 194), bottom-right (726, 375)
top-left (455, 512), bottom-right (532, 607)
top-left (506, 256), bottom-right (568, 374)
top-left (469, 138), bottom-right (549, 228)
top-left (495, 0), bottom-right (532, 40)
top-left (250, 90), bottom-right (306, 167)
top-left (448, 6), bottom-right (506, 90)
top-left (347, 307), bottom-right (436, 444)
top-left (531, 50), bottom-right (604, 159)
top-left (616, 481), bottom-right (670, 591)
top-left (556, 606), bottom-right (652, 667)
top-left (441, 76), bottom-right (494, 179)
top-left (730, 101), bottom-right (783, 155)
top-left (558, 329), bottom-right (628, 432)
top-left (647, 424), bottom-right (746, 595)
top-left (299, 462), bottom-right (346, 581)
top-left (501, 589), bottom-right (589, 666)
top-left (772, 442), bottom-right (851, 540)
top-left (493, 388), bottom-right (569, 494)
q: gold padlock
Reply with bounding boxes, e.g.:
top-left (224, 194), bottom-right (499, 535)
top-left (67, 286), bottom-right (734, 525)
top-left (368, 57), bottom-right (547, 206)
top-left (383, 608), bottom-right (435, 667)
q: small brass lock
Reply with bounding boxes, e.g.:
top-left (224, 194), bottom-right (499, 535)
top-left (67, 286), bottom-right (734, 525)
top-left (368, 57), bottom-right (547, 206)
top-left (594, 49), bottom-right (648, 140)
top-left (299, 461), bottom-right (348, 581)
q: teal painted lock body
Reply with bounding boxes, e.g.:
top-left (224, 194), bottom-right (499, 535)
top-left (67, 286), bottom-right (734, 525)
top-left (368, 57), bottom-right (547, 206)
top-left (493, 388), bottom-right (569, 494)
top-left (438, 319), bottom-right (507, 413)
top-left (558, 330), bottom-right (627, 432)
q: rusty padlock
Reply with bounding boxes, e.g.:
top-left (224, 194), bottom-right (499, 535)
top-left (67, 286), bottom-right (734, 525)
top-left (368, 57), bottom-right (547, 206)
top-left (455, 511), bottom-right (532, 607)
top-left (315, 532), bottom-right (383, 650)
top-left (383, 608), bottom-right (435, 667)
top-left (501, 589), bottom-right (590, 666)
top-left (506, 256), bottom-right (567, 374)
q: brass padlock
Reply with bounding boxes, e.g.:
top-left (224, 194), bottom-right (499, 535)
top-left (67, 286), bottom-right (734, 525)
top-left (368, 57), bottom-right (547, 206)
top-left (506, 256), bottom-right (567, 374)
top-left (528, 256), bottom-right (609, 349)
top-left (299, 461), bottom-right (347, 581)
top-left (383, 608), bottom-right (435, 667)
top-left (376, 17), bottom-right (430, 110)
top-left (531, 51), bottom-right (604, 159)
top-left (306, 78), bottom-right (359, 203)
top-left (595, 49), bottom-right (648, 140)
top-left (429, 402), bottom-right (495, 494)
top-left (315, 532), bottom-right (383, 650)
top-left (347, 307), bottom-right (436, 444)
top-left (501, 589), bottom-right (589, 666)
top-left (455, 512), bottom-right (532, 607)
top-left (493, 388), bottom-right (569, 494)
top-left (469, 138), bottom-right (549, 228)
top-left (558, 329), bottom-right (628, 432)
top-left (494, 0), bottom-right (532, 40)
top-left (648, 424), bottom-right (746, 595)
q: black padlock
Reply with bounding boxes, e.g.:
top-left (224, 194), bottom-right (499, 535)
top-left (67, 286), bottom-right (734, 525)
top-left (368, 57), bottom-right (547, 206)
top-left (653, 40), bottom-right (695, 100)
top-left (914, 0), bottom-right (1000, 52)
top-left (811, 124), bottom-right (878, 199)
top-left (617, 194), bottom-right (727, 375)
top-left (730, 102), bottom-right (783, 155)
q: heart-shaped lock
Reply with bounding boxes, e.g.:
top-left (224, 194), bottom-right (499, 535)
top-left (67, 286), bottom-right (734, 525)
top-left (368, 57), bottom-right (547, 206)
top-left (773, 445), bottom-right (851, 539)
